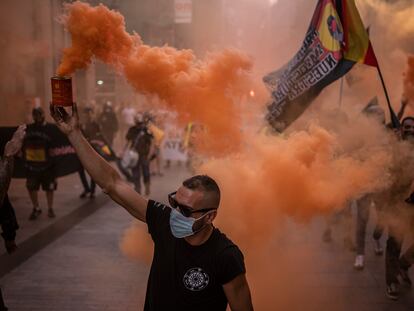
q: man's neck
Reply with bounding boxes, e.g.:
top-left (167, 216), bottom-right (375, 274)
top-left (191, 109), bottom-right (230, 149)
top-left (184, 225), bottom-right (214, 246)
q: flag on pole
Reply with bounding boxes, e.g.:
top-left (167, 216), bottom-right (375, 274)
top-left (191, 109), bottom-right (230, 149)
top-left (264, 0), bottom-right (380, 132)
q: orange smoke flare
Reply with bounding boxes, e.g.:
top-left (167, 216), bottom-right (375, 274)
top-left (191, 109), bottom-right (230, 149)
top-left (57, 1), bottom-right (252, 154)
top-left (57, 2), bottom-right (138, 76)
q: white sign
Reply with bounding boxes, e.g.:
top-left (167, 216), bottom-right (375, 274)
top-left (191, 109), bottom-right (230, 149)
top-left (162, 125), bottom-right (188, 161)
top-left (175, 0), bottom-right (192, 24)
top-left (162, 138), bottom-right (187, 161)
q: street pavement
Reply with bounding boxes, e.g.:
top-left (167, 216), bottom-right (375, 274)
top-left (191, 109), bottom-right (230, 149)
top-left (3, 172), bottom-right (105, 254)
top-left (1, 164), bottom-right (414, 310)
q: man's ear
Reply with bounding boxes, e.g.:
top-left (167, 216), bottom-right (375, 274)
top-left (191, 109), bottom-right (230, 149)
top-left (206, 211), bottom-right (217, 224)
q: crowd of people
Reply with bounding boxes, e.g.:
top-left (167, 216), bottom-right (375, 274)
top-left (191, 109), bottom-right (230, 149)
top-left (2, 96), bottom-right (414, 309)
top-left (320, 98), bottom-right (414, 300)
top-left (0, 100), bottom-right (201, 310)
top-left (14, 101), bottom-right (196, 221)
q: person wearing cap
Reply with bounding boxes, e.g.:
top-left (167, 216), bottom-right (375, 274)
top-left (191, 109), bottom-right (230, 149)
top-left (50, 104), bottom-right (254, 311)
top-left (23, 108), bottom-right (58, 220)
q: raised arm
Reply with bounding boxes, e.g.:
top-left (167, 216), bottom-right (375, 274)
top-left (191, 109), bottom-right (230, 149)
top-left (50, 104), bottom-right (148, 222)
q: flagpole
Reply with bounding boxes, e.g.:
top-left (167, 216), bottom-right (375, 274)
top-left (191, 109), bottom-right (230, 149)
top-left (338, 77), bottom-right (344, 108)
top-left (376, 65), bottom-right (400, 128)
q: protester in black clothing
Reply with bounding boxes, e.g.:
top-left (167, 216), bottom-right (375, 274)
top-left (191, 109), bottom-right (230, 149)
top-left (0, 125), bottom-right (26, 311)
top-left (78, 167), bottom-right (96, 198)
top-left (23, 108), bottom-right (57, 220)
top-left (51, 103), bottom-right (254, 311)
top-left (0, 194), bottom-right (18, 255)
top-left (125, 114), bottom-right (154, 195)
top-left (385, 116), bottom-right (414, 300)
top-left (78, 107), bottom-right (102, 199)
top-left (353, 102), bottom-right (386, 270)
top-left (98, 101), bottom-right (118, 147)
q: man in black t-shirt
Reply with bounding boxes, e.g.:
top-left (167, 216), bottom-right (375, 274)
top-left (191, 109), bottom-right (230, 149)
top-left (78, 107), bottom-right (103, 199)
top-left (51, 104), bottom-right (254, 311)
top-left (23, 108), bottom-right (58, 220)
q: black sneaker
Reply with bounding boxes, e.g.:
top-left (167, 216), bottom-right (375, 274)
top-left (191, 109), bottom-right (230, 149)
top-left (386, 283), bottom-right (399, 300)
top-left (399, 268), bottom-right (412, 287)
top-left (29, 208), bottom-right (42, 220)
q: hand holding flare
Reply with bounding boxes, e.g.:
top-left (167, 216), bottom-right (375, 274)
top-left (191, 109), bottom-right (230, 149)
top-left (49, 103), bottom-right (80, 136)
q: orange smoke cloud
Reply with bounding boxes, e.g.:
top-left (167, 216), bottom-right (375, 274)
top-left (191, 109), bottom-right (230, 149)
top-left (202, 123), bottom-right (392, 246)
top-left (57, 1), bottom-right (138, 76)
top-left (198, 111), bottom-right (395, 310)
top-left (404, 55), bottom-right (414, 104)
top-left (120, 221), bottom-right (153, 264)
top-left (57, 1), bottom-right (253, 154)
top-left (121, 112), bottom-right (395, 310)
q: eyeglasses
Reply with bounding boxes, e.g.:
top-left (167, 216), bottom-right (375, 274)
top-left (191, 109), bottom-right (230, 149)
top-left (168, 191), bottom-right (217, 217)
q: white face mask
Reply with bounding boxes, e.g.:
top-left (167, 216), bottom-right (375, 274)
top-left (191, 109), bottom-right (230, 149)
top-left (169, 208), bottom-right (213, 238)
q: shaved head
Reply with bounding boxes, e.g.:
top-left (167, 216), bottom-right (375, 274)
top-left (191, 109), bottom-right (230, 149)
top-left (182, 175), bottom-right (221, 209)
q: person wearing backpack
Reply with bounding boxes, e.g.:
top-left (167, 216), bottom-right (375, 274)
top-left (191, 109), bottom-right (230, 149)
top-left (125, 113), bottom-right (154, 195)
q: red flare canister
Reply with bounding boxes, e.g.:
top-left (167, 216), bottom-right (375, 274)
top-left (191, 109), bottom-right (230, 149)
top-left (51, 76), bottom-right (73, 107)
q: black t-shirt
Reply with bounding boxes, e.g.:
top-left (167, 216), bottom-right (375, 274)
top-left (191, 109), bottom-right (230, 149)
top-left (23, 122), bottom-right (55, 173)
top-left (126, 125), bottom-right (153, 158)
top-left (144, 200), bottom-right (245, 311)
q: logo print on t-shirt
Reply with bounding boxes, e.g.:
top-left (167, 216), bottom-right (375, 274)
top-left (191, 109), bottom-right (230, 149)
top-left (183, 267), bottom-right (209, 291)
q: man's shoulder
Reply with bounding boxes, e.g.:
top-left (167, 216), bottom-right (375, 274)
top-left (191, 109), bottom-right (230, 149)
top-left (146, 200), bottom-right (171, 239)
top-left (149, 200), bottom-right (169, 210)
top-left (211, 228), bottom-right (241, 254)
top-left (146, 200), bottom-right (171, 222)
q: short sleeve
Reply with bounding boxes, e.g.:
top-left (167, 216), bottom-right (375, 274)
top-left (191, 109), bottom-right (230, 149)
top-left (146, 200), bottom-right (170, 241)
top-left (217, 246), bottom-right (246, 285)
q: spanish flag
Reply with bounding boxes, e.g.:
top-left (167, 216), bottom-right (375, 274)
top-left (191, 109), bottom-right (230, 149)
top-left (264, 0), bottom-right (381, 132)
top-left (339, 0), bottom-right (377, 66)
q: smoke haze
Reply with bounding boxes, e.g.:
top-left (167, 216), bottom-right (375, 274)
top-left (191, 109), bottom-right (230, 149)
top-left (404, 55), bottom-right (414, 105)
top-left (55, 1), bottom-right (414, 309)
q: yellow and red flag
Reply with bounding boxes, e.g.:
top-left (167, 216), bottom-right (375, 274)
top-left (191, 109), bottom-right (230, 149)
top-left (264, 0), bottom-right (380, 131)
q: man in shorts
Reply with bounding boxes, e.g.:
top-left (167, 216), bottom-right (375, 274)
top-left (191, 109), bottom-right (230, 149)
top-left (24, 108), bottom-right (57, 219)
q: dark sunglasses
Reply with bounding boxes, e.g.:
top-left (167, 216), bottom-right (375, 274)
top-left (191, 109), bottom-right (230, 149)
top-left (168, 191), bottom-right (216, 217)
